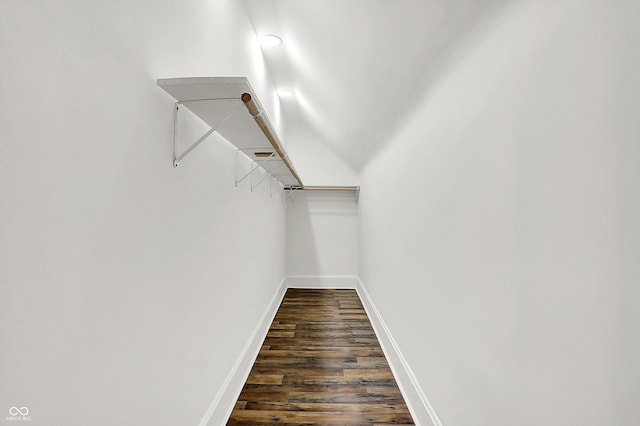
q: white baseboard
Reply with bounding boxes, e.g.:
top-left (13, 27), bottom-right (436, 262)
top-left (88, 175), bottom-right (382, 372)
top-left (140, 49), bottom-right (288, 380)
top-left (355, 277), bottom-right (442, 426)
top-left (285, 274), bottom-right (358, 289)
top-left (199, 278), bottom-right (287, 426)
top-left (200, 275), bottom-right (441, 426)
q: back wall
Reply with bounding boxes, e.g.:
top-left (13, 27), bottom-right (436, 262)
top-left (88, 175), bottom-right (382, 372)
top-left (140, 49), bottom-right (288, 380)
top-left (286, 191), bottom-right (359, 281)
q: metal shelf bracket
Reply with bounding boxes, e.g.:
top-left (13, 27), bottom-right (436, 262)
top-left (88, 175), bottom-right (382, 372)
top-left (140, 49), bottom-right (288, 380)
top-left (269, 176), bottom-right (282, 199)
top-left (234, 149), bottom-right (276, 187)
top-left (251, 169), bottom-right (271, 192)
top-left (172, 99), bottom-right (244, 168)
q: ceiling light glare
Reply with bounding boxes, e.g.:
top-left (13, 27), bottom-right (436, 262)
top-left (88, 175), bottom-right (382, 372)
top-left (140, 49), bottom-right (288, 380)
top-left (278, 90), bottom-right (294, 98)
top-left (260, 35), bottom-right (282, 47)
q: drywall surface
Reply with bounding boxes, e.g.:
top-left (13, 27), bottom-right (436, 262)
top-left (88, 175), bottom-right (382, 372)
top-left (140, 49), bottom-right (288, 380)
top-left (286, 191), bottom-right (358, 277)
top-left (0, 1), bottom-right (285, 425)
top-left (286, 123), bottom-right (359, 187)
top-left (359, 1), bottom-right (640, 425)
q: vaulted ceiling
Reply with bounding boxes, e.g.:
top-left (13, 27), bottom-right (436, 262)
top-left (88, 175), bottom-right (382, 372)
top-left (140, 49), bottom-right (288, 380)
top-left (244, 0), bottom-right (504, 173)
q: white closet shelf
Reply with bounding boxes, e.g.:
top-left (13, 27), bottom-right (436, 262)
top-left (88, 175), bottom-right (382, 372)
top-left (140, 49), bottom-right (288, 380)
top-left (157, 76), bottom-right (360, 195)
top-left (157, 76), bottom-right (303, 188)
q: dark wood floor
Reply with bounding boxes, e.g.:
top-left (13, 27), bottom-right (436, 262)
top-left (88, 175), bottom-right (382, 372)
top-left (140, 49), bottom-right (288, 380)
top-left (228, 288), bottom-right (415, 425)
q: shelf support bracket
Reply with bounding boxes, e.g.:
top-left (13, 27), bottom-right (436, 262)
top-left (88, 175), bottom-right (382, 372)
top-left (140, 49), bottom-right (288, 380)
top-left (270, 176), bottom-right (282, 199)
top-left (286, 187), bottom-right (296, 202)
top-left (251, 171), bottom-right (271, 192)
top-left (173, 100), bottom-right (244, 168)
top-left (235, 152), bottom-right (275, 186)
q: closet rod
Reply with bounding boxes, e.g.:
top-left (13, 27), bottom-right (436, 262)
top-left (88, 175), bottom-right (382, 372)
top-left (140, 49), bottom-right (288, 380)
top-left (241, 93), bottom-right (305, 189)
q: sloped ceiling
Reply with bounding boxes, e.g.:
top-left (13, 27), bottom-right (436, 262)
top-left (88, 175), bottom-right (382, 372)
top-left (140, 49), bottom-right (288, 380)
top-left (244, 0), bottom-right (504, 173)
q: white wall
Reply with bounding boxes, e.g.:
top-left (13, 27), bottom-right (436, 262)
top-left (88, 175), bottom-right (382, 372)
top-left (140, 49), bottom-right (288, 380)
top-left (359, 1), bottom-right (640, 425)
top-left (286, 191), bottom-right (358, 278)
top-left (286, 123), bottom-right (359, 187)
top-left (0, 1), bottom-right (286, 425)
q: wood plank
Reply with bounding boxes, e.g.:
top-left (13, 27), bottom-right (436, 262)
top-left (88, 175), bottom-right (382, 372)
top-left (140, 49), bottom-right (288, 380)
top-left (240, 384), bottom-right (368, 394)
top-left (287, 390), bottom-right (407, 405)
top-left (243, 401), bottom-right (410, 414)
top-left (227, 289), bottom-right (414, 425)
top-left (260, 348), bottom-right (383, 357)
top-left (357, 356), bottom-right (390, 365)
top-left (266, 330), bottom-right (295, 337)
top-left (270, 322), bottom-right (296, 330)
top-left (252, 358), bottom-right (360, 368)
top-left (245, 374), bottom-right (284, 385)
top-left (233, 400), bottom-right (247, 410)
top-left (235, 389), bottom-right (289, 403)
top-left (343, 369), bottom-right (395, 380)
top-left (228, 409), bottom-right (414, 424)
